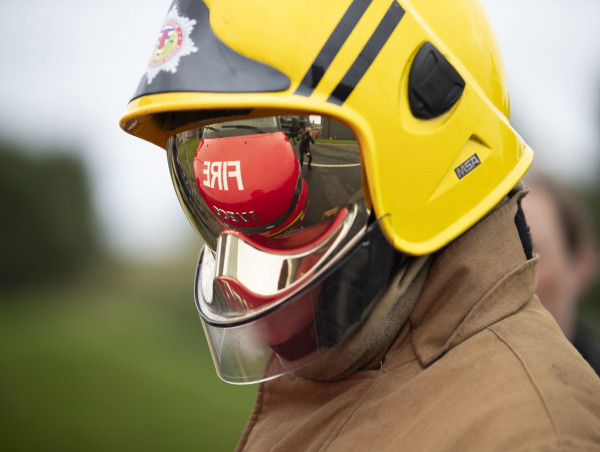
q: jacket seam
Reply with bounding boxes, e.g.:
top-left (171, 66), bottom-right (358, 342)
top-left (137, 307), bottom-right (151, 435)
top-left (449, 259), bottom-right (536, 346)
top-left (412, 257), bottom-right (537, 367)
top-left (488, 325), bottom-right (563, 451)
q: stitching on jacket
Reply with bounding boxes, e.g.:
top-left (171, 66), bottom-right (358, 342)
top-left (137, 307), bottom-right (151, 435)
top-left (488, 325), bottom-right (563, 450)
top-left (434, 259), bottom-right (538, 362)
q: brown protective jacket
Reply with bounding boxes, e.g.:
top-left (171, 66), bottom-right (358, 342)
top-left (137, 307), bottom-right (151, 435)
top-left (237, 193), bottom-right (600, 451)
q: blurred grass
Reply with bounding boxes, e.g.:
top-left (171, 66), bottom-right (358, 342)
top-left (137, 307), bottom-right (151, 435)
top-left (0, 255), bottom-right (257, 451)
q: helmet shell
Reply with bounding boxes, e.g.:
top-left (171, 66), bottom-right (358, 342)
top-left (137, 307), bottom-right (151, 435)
top-left (121, 0), bottom-right (533, 255)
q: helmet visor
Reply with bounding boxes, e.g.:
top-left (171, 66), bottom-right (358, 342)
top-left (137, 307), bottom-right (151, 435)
top-left (197, 218), bottom-right (396, 384)
top-left (167, 115), bottom-right (363, 251)
top-left (166, 114), bottom-right (396, 383)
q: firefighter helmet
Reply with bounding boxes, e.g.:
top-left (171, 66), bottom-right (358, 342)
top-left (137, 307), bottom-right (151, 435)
top-left (121, 0), bottom-right (532, 383)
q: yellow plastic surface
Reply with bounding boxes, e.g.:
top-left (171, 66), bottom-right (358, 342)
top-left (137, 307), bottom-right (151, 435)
top-left (120, 0), bottom-right (533, 255)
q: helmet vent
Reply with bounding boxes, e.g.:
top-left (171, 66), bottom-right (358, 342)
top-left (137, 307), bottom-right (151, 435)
top-left (408, 42), bottom-right (465, 119)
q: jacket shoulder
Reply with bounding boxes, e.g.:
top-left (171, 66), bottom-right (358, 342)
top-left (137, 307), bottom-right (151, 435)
top-left (483, 299), bottom-right (600, 448)
top-left (331, 300), bottom-right (600, 451)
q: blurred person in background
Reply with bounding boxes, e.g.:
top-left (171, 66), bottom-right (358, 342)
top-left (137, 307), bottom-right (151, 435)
top-left (523, 174), bottom-right (599, 374)
top-left (299, 126), bottom-right (314, 169)
top-left (121, 0), bottom-right (600, 449)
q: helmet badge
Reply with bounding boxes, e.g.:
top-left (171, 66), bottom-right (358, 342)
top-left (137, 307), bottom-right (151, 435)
top-left (146, 5), bottom-right (198, 84)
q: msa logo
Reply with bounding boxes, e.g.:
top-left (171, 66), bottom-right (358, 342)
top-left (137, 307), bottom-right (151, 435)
top-left (454, 154), bottom-right (481, 180)
top-left (202, 161), bottom-right (244, 191)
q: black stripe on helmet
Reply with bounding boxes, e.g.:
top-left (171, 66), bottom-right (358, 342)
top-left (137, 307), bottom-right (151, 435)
top-left (295, 0), bottom-right (373, 97)
top-left (328, 1), bottom-right (404, 106)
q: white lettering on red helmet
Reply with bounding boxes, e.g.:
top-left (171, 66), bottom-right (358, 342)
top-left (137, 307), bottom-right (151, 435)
top-left (209, 162), bottom-right (222, 189)
top-left (212, 206), bottom-right (259, 224)
top-left (227, 161), bottom-right (243, 190)
top-left (202, 161), bottom-right (244, 191)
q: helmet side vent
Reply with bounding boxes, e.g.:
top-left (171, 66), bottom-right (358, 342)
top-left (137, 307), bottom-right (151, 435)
top-left (408, 42), bottom-right (465, 119)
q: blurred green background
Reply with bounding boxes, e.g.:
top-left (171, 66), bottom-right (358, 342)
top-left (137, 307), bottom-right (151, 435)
top-left (2, 136), bottom-right (599, 451)
top-left (2, 1), bottom-right (600, 450)
top-left (0, 144), bottom-right (257, 451)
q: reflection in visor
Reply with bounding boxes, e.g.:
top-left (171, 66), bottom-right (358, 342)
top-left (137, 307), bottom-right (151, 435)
top-left (200, 202), bottom-right (363, 324)
top-left (167, 115), bottom-right (362, 252)
top-left (198, 218), bottom-right (397, 383)
top-left (194, 131), bottom-right (308, 237)
top-left (167, 115), bottom-right (392, 383)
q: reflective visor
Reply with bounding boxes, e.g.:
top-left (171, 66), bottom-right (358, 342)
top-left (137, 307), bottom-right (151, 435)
top-left (167, 115), bottom-right (363, 250)
top-left (167, 115), bottom-right (396, 383)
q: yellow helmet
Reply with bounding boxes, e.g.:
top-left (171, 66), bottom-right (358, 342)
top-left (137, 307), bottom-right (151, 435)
top-left (121, 0), bottom-right (532, 255)
top-left (121, 0), bottom-right (533, 383)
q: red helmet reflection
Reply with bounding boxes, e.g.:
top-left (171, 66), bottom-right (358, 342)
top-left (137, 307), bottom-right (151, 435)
top-left (194, 132), bottom-right (308, 237)
top-left (212, 208), bottom-right (349, 352)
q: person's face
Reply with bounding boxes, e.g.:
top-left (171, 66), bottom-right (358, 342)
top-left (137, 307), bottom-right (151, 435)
top-left (522, 190), bottom-right (579, 339)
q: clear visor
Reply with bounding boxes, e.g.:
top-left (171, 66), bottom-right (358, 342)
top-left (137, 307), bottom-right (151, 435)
top-left (167, 114), bottom-right (396, 383)
top-left (197, 218), bottom-right (396, 383)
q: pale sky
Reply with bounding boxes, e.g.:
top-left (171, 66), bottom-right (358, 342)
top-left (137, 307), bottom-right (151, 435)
top-left (1, 1), bottom-right (599, 259)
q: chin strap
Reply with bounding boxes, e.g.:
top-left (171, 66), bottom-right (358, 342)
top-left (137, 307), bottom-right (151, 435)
top-left (296, 254), bottom-right (432, 381)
